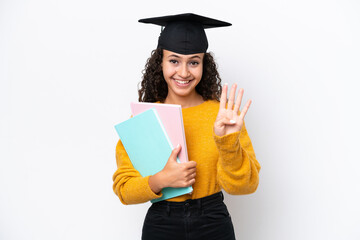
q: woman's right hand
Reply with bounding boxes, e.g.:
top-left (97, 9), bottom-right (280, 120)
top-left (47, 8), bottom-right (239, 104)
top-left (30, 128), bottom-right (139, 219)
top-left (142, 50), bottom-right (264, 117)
top-left (149, 145), bottom-right (197, 194)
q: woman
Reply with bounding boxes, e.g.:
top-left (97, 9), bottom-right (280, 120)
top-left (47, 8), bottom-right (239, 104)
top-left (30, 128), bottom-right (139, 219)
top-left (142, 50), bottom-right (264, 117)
top-left (113, 13), bottom-right (261, 240)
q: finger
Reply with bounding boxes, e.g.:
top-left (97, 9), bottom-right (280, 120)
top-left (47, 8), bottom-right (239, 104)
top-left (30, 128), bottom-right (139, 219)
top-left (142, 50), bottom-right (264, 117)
top-left (186, 161), bottom-right (197, 168)
top-left (233, 88), bottom-right (244, 115)
top-left (215, 117), bottom-right (237, 128)
top-left (170, 144), bottom-right (182, 161)
top-left (219, 83), bottom-right (228, 110)
top-left (227, 84), bottom-right (237, 110)
top-left (187, 174), bottom-right (196, 181)
top-left (186, 171), bottom-right (196, 179)
top-left (187, 167), bottom-right (197, 174)
top-left (188, 178), bottom-right (195, 186)
top-left (239, 99), bottom-right (252, 120)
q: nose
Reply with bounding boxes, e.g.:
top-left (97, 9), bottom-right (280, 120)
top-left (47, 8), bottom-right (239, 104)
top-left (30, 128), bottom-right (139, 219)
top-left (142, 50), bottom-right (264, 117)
top-left (178, 63), bottom-right (190, 79)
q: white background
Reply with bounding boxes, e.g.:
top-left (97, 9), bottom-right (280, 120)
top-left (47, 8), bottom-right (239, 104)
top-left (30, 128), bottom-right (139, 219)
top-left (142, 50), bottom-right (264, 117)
top-left (1, 0), bottom-right (360, 239)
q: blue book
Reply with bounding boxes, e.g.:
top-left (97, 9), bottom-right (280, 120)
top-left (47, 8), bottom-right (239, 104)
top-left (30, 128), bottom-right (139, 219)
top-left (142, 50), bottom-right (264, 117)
top-left (114, 108), bottom-right (192, 203)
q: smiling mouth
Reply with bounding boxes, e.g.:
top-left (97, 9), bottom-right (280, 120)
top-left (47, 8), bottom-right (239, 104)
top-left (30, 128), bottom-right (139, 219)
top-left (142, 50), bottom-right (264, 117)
top-left (175, 79), bottom-right (190, 84)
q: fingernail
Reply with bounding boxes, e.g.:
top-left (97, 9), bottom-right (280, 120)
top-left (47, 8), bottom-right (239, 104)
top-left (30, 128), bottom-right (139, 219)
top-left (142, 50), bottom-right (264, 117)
top-left (224, 83), bottom-right (228, 86)
top-left (176, 144), bottom-right (180, 148)
top-left (230, 120), bottom-right (236, 124)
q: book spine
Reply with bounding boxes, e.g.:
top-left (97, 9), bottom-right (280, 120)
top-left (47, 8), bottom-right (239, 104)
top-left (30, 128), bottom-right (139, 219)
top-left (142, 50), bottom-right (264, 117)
top-left (178, 108), bottom-right (189, 162)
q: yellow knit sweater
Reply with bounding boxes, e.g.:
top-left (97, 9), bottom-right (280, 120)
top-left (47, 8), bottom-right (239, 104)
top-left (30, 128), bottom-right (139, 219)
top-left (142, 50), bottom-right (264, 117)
top-left (112, 100), bottom-right (261, 204)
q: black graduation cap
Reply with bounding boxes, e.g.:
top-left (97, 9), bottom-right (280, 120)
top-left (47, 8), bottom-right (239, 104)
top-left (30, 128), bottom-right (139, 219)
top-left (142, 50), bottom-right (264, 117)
top-left (138, 13), bottom-right (232, 55)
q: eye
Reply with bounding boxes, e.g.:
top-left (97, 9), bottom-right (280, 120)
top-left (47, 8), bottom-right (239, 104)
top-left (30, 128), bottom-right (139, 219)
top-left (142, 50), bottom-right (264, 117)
top-left (169, 59), bottom-right (178, 64)
top-left (189, 61), bottom-right (199, 66)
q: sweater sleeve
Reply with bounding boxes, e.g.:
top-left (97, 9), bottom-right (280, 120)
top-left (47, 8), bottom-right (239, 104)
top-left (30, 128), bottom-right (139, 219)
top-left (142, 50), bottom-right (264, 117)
top-left (213, 123), bottom-right (261, 195)
top-left (112, 140), bottom-right (162, 205)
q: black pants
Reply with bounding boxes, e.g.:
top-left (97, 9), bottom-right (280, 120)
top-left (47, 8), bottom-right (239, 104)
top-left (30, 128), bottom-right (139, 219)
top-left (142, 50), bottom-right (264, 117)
top-left (142, 192), bottom-right (236, 240)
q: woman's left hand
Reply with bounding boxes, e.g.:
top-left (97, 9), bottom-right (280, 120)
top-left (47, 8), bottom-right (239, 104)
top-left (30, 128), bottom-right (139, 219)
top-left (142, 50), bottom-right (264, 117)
top-left (214, 83), bottom-right (252, 137)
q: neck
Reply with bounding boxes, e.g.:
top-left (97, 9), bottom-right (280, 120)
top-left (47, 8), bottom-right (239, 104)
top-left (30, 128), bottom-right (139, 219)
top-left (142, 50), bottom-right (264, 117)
top-left (164, 93), bottom-right (204, 108)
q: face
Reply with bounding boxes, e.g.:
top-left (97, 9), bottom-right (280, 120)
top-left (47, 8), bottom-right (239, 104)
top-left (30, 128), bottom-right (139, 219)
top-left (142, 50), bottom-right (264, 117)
top-left (162, 49), bottom-right (204, 100)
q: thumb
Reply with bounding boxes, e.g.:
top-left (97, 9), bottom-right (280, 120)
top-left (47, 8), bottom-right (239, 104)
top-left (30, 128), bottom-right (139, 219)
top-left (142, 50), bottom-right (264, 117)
top-left (169, 144), bottom-right (181, 161)
top-left (216, 117), bottom-right (236, 128)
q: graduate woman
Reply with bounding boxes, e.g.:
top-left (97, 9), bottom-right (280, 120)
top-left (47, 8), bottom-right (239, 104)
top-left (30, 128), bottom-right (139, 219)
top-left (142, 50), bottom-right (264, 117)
top-left (112, 13), bottom-right (261, 240)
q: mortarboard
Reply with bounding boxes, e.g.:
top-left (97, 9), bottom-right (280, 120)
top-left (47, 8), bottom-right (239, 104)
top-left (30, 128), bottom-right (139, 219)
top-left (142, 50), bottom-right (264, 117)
top-left (138, 13), bottom-right (232, 55)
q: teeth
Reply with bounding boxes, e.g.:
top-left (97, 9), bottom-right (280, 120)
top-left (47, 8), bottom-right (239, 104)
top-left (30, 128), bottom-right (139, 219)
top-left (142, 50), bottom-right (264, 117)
top-left (175, 80), bottom-right (190, 84)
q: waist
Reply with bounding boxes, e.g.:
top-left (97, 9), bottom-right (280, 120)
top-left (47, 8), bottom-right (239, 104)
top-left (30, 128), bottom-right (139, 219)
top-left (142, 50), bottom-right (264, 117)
top-left (145, 191), bottom-right (232, 227)
top-left (153, 191), bottom-right (224, 209)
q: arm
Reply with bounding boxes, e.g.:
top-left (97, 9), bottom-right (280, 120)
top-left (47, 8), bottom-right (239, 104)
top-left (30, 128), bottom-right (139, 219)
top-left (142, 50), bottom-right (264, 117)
top-left (213, 83), bottom-right (261, 194)
top-left (112, 140), bottom-right (162, 205)
top-left (112, 141), bottom-right (197, 204)
top-left (214, 124), bottom-right (261, 195)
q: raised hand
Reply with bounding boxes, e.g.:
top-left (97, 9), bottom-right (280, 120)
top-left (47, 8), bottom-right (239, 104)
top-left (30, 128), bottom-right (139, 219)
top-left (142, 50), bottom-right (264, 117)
top-left (214, 83), bottom-right (252, 137)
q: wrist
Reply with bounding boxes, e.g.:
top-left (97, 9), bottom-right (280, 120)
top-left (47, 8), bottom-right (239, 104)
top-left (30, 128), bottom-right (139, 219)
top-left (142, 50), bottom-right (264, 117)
top-left (149, 171), bottom-right (166, 194)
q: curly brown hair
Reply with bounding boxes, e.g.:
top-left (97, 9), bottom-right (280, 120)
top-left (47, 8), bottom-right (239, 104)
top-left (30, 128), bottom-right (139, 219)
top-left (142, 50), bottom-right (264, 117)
top-left (138, 48), bottom-right (222, 102)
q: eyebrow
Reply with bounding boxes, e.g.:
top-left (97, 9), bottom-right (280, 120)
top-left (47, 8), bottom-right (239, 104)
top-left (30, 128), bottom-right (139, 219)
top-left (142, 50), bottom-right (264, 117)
top-left (167, 54), bottom-right (202, 60)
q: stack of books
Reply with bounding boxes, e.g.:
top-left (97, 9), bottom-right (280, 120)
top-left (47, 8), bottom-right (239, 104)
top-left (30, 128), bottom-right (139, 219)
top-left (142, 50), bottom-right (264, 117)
top-left (114, 102), bottom-right (192, 203)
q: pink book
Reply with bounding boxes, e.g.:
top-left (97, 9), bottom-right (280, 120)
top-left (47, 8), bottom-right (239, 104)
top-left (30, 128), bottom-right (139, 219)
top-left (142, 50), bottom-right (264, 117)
top-left (130, 102), bottom-right (188, 163)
